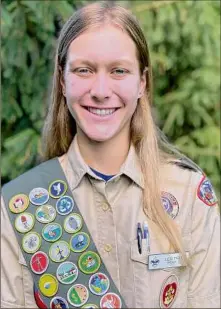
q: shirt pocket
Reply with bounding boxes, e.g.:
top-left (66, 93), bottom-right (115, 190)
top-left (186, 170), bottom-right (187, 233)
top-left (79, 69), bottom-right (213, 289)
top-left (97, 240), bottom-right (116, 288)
top-left (130, 235), bottom-right (191, 308)
top-left (18, 250), bottom-right (38, 309)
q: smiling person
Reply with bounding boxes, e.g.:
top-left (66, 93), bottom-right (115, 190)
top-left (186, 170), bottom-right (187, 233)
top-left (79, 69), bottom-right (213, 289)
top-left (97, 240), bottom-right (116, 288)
top-left (1, 1), bottom-right (220, 309)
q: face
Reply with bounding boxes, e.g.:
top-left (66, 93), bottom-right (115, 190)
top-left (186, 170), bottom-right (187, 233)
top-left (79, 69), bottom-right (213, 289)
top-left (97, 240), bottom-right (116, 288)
top-left (61, 25), bottom-right (146, 144)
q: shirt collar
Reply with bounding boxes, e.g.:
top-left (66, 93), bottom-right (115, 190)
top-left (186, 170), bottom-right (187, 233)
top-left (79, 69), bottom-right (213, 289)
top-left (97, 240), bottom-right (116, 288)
top-left (67, 135), bottom-right (144, 189)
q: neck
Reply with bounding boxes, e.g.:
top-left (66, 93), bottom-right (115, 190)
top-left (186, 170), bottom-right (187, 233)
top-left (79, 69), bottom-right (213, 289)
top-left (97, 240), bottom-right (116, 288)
top-left (76, 132), bottom-right (130, 175)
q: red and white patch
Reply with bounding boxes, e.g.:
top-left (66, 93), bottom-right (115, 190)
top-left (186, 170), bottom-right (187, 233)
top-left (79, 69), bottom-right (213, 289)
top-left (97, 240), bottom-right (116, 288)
top-left (30, 251), bottom-right (49, 274)
top-left (197, 175), bottom-right (217, 206)
top-left (160, 275), bottom-right (178, 308)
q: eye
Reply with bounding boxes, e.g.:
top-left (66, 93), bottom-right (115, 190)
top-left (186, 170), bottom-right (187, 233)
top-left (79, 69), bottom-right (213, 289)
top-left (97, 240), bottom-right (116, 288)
top-left (74, 68), bottom-right (92, 76)
top-left (111, 68), bottom-right (129, 77)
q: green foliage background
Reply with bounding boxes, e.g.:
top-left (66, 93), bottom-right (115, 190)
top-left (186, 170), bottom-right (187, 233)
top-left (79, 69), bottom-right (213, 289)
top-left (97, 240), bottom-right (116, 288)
top-left (1, 0), bottom-right (220, 196)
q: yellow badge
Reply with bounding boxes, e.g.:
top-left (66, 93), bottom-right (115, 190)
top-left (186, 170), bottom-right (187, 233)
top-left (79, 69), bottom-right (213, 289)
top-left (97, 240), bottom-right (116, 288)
top-left (9, 194), bottom-right (29, 213)
top-left (38, 274), bottom-right (58, 297)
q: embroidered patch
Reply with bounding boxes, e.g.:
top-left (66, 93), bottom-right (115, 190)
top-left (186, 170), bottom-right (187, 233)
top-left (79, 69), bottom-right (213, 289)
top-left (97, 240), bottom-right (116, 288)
top-left (100, 292), bottom-right (122, 308)
top-left (64, 213), bottom-right (83, 234)
top-left (9, 194), bottom-right (29, 213)
top-left (160, 274), bottom-right (179, 308)
top-left (49, 180), bottom-right (67, 199)
top-left (22, 232), bottom-right (41, 254)
top-left (56, 196), bottom-right (74, 215)
top-left (50, 296), bottom-right (69, 309)
top-left (33, 283), bottom-right (47, 309)
top-left (78, 251), bottom-right (101, 274)
top-left (56, 261), bottom-right (78, 285)
top-left (36, 204), bottom-right (56, 224)
top-left (70, 232), bottom-right (90, 253)
top-left (197, 175), bottom-right (217, 206)
top-left (49, 240), bottom-right (70, 263)
top-left (29, 188), bottom-right (49, 206)
top-left (42, 223), bottom-right (62, 243)
top-left (15, 212), bottom-right (35, 233)
top-left (38, 273), bottom-right (58, 297)
top-left (161, 192), bottom-right (179, 219)
top-left (89, 272), bottom-right (110, 296)
top-left (30, 251), bottom-right (49, 275)
top-left (67, 284), bottom-right (89, 307)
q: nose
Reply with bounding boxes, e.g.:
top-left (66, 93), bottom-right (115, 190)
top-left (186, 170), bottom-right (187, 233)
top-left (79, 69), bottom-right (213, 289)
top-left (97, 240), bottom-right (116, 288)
top-left (90, 72), bottom-right (112, 102)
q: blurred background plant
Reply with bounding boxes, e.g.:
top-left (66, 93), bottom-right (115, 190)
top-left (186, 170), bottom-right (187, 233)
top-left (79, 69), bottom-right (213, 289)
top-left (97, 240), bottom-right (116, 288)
top-left (1, 0), bottom-right (220, 197)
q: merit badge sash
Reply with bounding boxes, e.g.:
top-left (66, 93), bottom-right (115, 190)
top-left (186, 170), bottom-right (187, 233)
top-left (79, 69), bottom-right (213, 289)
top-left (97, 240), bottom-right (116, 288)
top-left (2, 158), bottom-right (127, 309)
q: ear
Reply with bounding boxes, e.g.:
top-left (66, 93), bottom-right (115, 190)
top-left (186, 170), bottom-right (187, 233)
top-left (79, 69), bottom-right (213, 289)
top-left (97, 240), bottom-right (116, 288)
top-left (138, 67), bottom-right (147, 98)
top-left (59, 66), bottom-right (66, 97)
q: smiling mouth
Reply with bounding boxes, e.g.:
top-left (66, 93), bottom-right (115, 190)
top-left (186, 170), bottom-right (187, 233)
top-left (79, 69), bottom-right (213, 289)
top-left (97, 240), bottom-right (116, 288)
top-left (83, 107), bottom-right (119, 116)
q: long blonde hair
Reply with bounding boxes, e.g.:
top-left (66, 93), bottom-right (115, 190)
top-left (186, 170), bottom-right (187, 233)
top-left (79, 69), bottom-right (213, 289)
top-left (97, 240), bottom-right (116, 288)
top-left (42, 1), bottom-right (189, 258)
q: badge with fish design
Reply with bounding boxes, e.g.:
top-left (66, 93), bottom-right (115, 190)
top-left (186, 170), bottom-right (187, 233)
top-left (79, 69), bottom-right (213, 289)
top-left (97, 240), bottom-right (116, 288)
top-left (64, 213), bottom-right (83, 233)
top-left (42, 223), bottom-right (62, 242)
top-left (36, 204), bottom-right (56, 224)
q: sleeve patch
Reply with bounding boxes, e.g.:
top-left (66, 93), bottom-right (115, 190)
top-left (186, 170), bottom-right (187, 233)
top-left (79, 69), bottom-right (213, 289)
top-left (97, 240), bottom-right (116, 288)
top-left (197, 175), bottom-right (218, 206)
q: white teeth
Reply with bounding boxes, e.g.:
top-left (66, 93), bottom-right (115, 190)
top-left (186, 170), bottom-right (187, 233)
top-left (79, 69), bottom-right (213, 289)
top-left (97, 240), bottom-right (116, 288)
top-left (88, 107), bottom-right (116, 116)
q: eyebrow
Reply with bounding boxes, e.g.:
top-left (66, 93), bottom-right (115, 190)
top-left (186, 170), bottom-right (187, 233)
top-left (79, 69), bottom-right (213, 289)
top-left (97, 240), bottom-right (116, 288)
top-left (68, 58), bottom-right (135, 67)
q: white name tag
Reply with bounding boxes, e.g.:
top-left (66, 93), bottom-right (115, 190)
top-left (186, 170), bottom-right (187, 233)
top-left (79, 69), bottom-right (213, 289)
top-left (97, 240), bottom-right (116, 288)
top-left (148, 253), bottom-right (183, 270)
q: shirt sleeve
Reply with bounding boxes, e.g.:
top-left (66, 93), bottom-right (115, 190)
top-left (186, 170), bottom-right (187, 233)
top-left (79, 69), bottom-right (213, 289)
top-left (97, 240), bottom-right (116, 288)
top-left (187, 173), bottom-right (220, 308)
top-left (1, 196), bottom-right (37, 308)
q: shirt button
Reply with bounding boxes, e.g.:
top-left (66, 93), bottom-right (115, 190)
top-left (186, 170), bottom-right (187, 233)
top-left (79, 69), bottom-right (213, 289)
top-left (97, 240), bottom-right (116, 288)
top-left (104, 244), bottom-right (112, 252)
top-left (101, 203), bottom-right (109, 211)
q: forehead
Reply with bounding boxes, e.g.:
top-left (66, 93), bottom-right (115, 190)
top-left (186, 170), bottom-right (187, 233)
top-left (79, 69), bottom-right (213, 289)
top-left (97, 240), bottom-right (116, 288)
top-left (67, 25), bottom-right (139, 67)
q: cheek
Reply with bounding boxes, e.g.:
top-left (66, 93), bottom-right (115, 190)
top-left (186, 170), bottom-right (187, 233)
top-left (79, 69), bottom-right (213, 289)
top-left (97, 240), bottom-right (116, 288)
top-left (65, 76), bottom-right (90, 99)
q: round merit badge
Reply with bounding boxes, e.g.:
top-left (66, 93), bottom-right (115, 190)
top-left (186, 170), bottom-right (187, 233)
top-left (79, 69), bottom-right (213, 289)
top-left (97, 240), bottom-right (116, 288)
top-left (42, 223), bottom-right (62, 242)
top-left (22, 232), bottom-right (41, 254)
top-left (70, 232), bottom-right (90, 253)
top-left (33, 283), bottom-right (48, 309)
top-left (38, 273), bottom-right (58, 297)
top-left (29, 187), bottom-right (49, 206)
top-left (50, 296), bottom-right (69, 309)
top-left (67, 284), bottom-right (89, 307)
top-left (49, 241), bottom-right (70, 263)
top-left (100, 293), bottom-right (122, 308)
top-left (9, 194), bottom-right (29, 214)
top-left (89, 272), bottom-right (110, 296)
top-left (64, 213), bottom-right (83, 234)
top-left (160, 275), bottom-right (179, 308)
top-left (78, 251), bottom-right (101, 275)
top-left (15, 212), bottom-right (35, 233)
top-left (36, 204), bottom-right (56, 224)
top-left (56, 261), bottom-right (78, 285)
top-left (56, 196), bottom-right (74, 215)
top-left (161, 192), bottom-right (179, 219)
top-left (49, 180), bottom-right (67, 198)
top-left (30, 251), bottom-right (49, 274)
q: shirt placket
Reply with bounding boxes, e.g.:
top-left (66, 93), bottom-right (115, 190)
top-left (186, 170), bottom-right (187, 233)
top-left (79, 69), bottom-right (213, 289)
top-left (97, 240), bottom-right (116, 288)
top-left (90, 179), bottom-right (120, 290)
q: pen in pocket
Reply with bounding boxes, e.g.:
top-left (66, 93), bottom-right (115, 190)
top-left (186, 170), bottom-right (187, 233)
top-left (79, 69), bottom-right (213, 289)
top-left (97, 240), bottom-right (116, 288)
top-left (137, 222), bottom-right (143, 254)
top-left (143, 221), bottom-right (150, 252)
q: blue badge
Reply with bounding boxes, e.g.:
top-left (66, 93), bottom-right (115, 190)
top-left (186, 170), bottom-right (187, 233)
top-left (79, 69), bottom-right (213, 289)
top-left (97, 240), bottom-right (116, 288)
top-left (49, 180), bottom-right (67, 199)
top-left (89, 272), bottom-right (110, 296)
top-left (70, 232), bottom-right (90, 253)
top-left (197, 175), bottom-right (217, 206)
top-left (56, 196), bottom-right (74, 215)
top-left (42, 223), bottom-right (62, 242)
top-left (50, 296), bottom-right (69, 309)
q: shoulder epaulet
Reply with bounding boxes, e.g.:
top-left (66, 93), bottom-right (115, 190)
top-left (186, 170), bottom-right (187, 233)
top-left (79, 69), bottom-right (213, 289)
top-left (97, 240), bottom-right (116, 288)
top-left (169, 158), bottom-right (203, 174)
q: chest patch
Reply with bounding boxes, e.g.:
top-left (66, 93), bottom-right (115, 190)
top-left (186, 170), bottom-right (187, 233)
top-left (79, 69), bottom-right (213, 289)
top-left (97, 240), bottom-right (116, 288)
top-left (197, 175), bottom-right (217, 206)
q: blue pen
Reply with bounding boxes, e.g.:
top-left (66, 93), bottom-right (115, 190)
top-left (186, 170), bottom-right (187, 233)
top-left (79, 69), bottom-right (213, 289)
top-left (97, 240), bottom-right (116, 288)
top-left (137, 222), bottom-right (143, 254)
top-left (143, 221), bottom-right (150, 252)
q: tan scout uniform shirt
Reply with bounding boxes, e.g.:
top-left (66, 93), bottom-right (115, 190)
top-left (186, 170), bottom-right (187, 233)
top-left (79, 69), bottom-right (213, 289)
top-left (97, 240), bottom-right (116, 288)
top-left (1, 137), bottom-right (220, 308)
